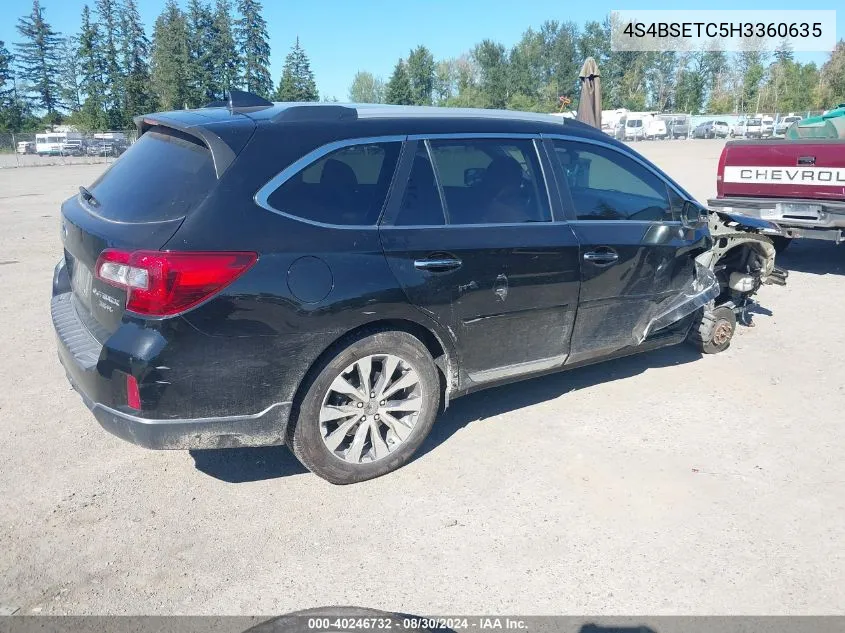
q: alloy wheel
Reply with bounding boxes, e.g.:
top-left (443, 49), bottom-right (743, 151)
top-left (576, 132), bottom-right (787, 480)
top-left (319, 354), bottom-right (423, 464)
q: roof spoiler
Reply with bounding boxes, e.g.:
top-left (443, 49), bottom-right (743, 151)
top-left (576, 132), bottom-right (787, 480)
top-left (134, 114), bottom-right (237, 179)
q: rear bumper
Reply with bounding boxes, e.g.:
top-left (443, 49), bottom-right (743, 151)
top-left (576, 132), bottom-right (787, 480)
top-left (52, 285), bottom-right (291, 450)
top-left (86, 393), bottom-right (289, 450)
top-left (708, 196), bottom-right (845, 242)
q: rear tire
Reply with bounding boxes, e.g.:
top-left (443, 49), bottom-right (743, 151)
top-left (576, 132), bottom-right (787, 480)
top-left (687, 306), bottom-right (737, 354)
top-left (290, 330), bottom-right (441, 484)
top-left (770, 236), bottom-right (793, 254)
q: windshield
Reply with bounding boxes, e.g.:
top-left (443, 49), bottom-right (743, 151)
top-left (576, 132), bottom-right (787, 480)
top-left (747, 119), bottom-right (761, 125)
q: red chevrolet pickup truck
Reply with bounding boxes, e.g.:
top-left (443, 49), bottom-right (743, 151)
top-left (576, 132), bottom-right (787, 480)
top-left (708, 139), bottom-right (845, 251)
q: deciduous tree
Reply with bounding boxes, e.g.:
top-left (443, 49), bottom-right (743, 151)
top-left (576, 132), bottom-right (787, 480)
top-left (348, 71), bottom-right (384, 103)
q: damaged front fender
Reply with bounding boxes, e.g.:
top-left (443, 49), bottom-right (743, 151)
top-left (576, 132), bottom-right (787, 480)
top-left (633, 262), bottom-right (720, 345)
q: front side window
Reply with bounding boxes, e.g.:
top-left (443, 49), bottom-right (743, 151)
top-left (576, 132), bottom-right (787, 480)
top-left (426, 139), bottom-right (551, 225)
top-left (266, 142), bottom-right (401, 225)
top-left (551, 140), bottom-right (673, 221)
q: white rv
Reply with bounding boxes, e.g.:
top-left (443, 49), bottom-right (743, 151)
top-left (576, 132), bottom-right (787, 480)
top-left (35, 131), bottom-right (82, 156)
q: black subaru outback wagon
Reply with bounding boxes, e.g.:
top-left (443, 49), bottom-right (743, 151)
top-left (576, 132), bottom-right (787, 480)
top-left (53, 93), bottom-right (717, 484)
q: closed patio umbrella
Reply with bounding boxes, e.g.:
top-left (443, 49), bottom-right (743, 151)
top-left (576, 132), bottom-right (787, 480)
top-left (576, 57), bottom-right (601, 129)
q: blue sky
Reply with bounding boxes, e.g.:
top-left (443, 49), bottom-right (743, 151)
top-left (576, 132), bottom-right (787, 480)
top-left (1, 0), bottom-right (842, 100)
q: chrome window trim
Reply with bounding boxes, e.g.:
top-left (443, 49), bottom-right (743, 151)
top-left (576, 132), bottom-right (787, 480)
top-left (541, 132), bottom-right (695, 221)
top-left (254, 134), bottom-right (407, 229)
top-left (408, 132), bottom-right (538, 141)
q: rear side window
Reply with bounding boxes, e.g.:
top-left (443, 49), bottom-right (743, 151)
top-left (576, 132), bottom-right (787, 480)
top-left (552, 140), bottom-right (673, 221)
top-left (267, 142), bottom-right (401, 225)
top-left (427, 139), bottom-right (551, 225)
top-left (88, 127), bottom-right (216, 222)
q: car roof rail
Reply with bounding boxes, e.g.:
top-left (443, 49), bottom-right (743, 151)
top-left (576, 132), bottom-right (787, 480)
top-left (272, 104), bottom-right (358, 122)
top-left (205, 89), bottom-right (273, 112)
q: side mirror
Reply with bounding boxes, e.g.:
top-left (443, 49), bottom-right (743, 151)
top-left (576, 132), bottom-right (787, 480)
top-left (681, 201), bottom-right (708, 228)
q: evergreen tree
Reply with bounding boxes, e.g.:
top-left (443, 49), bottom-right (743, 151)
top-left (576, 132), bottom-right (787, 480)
top-left (210, 0), bottom-right (240, 100)
top-left (0, 42), bottom-right (13, 108)
top-left (94, 0), bottom-right (121, 126)
top-left (236, 0), bottom-right (272, 97)
top-left (14, 0), bottom-right (63, 118)
top-left (406, 45), bottom-right (435, 105)
top-left (385, 59), bottom-right (413, 105)
top-left (77, 4), bottom-right (109, 129)
top-left (274, 37), bottom-right (318, 101)
top-left (774, 39), bottom-right (794, 64)
top-left (186, 0), bottom-right (215, 106)
top-left (0, 41), bottom-right (25, 131)
top-left (119, 0), bottom-right (154, 123)
top-left (348, 71), bottom-right (384, 103)
top-left (58, 37), bottom-right (81, 112)
top-left (150, 0), bottom-right (190, 110)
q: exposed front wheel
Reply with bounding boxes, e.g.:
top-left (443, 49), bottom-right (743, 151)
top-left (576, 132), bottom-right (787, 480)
top-left (687, 306), bottom-right (737, 354)
top-left (290, 330), bottom-right (441, 484)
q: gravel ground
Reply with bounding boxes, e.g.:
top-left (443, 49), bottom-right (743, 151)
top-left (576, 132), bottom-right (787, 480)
top-left (0, 139), bottom-right (843, 615)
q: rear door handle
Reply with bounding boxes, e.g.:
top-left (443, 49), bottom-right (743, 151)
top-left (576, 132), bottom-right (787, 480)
top-left (583, 250), bottom-right (619, 265)
top-left (414, 256), bottom-right (462, 272)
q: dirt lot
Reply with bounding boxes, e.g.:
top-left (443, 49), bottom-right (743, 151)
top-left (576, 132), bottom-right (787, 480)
top-left (0, 139), bottom-right (843, 615)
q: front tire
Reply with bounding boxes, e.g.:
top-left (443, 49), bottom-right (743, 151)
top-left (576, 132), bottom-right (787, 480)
top-left (687, 306), bottom-right (737, 354)
top-left (290, 330), bottom-right (441, 484)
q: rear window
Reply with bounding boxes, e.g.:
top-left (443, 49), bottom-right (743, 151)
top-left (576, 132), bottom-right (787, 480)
top-left (87, 127), bottom-right (216, 222)
top-left (747, 119), bottom-right (761, 125)
top-left (266, 142), bottom-right (401, 225)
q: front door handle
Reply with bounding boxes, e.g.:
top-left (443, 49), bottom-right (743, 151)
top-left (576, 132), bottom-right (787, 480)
top-left (414, 256), bottom-right (462, 272)
top-left (583, 249), bottom-right (619, 265)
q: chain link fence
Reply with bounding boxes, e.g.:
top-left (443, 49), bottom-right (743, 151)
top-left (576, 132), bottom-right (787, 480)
top-left (0, 131), bottom-right (137, 168)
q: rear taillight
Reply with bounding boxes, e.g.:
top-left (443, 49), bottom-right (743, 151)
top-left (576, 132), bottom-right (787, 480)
top-left (716, 145), bottom-right (728, 195)
top-left (94, 250), bottom-right (258, 317)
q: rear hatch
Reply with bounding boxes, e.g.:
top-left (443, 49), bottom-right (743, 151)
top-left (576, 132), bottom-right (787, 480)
top-left (717, 140), bottom-right (845, 201)
top-left (61, 110), bottom-right (255, 339)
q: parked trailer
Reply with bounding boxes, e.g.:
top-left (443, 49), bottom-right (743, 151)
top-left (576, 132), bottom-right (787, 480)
top-left (35, 132), bottom-right (82, 156)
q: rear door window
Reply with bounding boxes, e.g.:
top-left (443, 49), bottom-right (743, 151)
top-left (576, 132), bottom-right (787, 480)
top-left (267, 142), bottom-right (402, 225)
top-left (88, 127), bottom-right (216, 222)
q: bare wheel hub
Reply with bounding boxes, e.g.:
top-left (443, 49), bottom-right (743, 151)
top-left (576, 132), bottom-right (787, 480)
top-left (712, 319), bottom-right (733, 346)
top-left (319, 353), bottom-right (423, 464)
